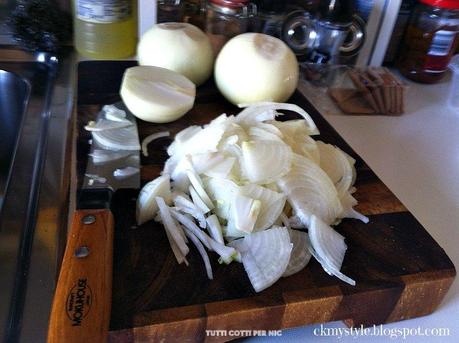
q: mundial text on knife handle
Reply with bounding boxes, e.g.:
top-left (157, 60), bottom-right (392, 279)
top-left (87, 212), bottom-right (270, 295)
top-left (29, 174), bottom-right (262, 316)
top-left (48, 209), bottom-right (114, 343)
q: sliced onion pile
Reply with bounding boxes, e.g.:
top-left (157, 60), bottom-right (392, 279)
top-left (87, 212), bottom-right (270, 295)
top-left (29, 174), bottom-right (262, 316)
top-left (136, 102), bottom-right (368, 291)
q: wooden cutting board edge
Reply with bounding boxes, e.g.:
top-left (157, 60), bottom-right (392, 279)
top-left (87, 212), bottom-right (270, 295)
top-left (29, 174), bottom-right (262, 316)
top-left (107, 268), bottom-right (455, 343)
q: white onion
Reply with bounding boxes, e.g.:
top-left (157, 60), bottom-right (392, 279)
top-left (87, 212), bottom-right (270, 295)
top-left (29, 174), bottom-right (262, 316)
top-left (189, 185), bottom-right (211, 214)
top-left (185, 230), bottom-right (213, 280)
top-left (229, 226), bottom-right (292, 292)
top-left (186, 169), bottom-right (214, 210)
top-left (173, 194), bottom-right (206, 228)
top-left (241, 140), bottom-right (292, 184)
top-left (317, 141), bottom-right (354, 197)
top-left (156, 197), bottom-right (189, 259)
top-left (206, 214), bottom-right (224, 244)
top-left (136, 175), bottom-right (172, 225)
top-left (240, 184), bottom-right (286, 232)
top-left (227, 194), bottom-right (261, 235)
top-left (283, 229), bottom-right (311, 277)
top-left (214, 33), bottom-right (299, 105)
top-left (141, 131), bottom-right (170, 157)
top-left (85, 119), bottom-right (132, 132)
top-left (204, 178), bottom-right (239, 220)
top-left (308, 215), bottom-right (355, 286)
top-left (137, 22), bottom-right (214, 86)
top-left (277, 154), bottom-right (343, 226)
top-left (91, 122), bottom-right (140, 151)
top-left (120, 65), bottom-right (196, 123)
top-left (89, 149), bottom-right (133, 164)
top-left (102, 105), bottom-right (129, 122)
top-left (135, 102), bottom-right (367, 287)
top-left (171, 209), bottom-right (238, 264)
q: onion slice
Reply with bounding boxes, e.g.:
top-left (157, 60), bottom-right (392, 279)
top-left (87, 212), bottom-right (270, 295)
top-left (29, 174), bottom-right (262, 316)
top-left (142, 131), bottom-right (170, 157)
top-left (92, 123), bottom-right (141, 151)
top-left (186, 168), bottom-right (214, 210)
top-left (308, 215), bottom-right (355, 286)
top-left (185, 230), bottom-right (213, 280)
top-left (240, 184), bottom-right (286, 231)
top-left (229, 226), bottom-right (292, 292)
top-left (236, 102), bottom-right (319, 135)
top-left (85, 119), bottom-right (132, 132)
top-left (173, 194), bottom-right (206, 228)
top-left (277, 154), bottom-right (343, 226)
top-left (241, 140), bottom-right (292, 184)
top-left (206, 214), bottom-right (224, 244)
top-left (155, 197), bottom-right (189, 259)
top-left (136, 175), bottom-right (172, 225)
top-left (283, 229), bottom-right (311, 277)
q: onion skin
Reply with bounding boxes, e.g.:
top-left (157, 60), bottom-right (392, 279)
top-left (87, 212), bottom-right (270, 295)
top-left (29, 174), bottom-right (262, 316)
top-left (138, 22), bottom-right (214, 86)
top-left (214, 33), bottom-right (299, 105)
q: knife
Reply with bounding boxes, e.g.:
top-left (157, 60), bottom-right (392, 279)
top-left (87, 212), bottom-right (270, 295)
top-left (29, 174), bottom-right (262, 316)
top-left (48, 103), bottom-right (140, 343)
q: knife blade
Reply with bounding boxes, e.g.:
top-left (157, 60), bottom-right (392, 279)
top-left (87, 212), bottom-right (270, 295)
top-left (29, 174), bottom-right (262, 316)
top-left (48, 103), bottom-right (140, 343)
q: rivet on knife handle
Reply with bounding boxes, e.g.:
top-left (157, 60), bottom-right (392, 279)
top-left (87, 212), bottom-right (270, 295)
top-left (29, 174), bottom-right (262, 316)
top-left (48, 209), bottom-right (114, 343)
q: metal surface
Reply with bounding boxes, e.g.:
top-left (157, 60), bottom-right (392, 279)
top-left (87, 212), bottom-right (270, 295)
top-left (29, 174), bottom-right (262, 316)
top-left (0, 48), bottom-right (73, 343)
top-left (82, 104), bottom-right (140, 194)
top-left (0, 70), bottom-right (29, 214)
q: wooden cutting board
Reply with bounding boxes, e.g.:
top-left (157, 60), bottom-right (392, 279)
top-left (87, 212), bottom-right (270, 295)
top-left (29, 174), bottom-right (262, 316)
top-left (76, 61), bottom-right (455, 343)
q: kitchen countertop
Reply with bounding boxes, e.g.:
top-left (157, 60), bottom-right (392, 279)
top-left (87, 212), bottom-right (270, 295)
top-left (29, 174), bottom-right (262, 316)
top-left (248, 74), bottom-right (459, 342)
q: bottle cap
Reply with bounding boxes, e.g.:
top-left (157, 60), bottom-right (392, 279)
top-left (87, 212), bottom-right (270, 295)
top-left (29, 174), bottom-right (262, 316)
top-left (419, 0), bottom-right (459, 9)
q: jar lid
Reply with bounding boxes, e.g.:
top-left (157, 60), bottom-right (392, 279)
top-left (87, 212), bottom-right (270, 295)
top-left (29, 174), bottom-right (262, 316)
top-left (210, 0), bottom-right (249, 9)
top-left (419, 0), bottom-right (459, 9)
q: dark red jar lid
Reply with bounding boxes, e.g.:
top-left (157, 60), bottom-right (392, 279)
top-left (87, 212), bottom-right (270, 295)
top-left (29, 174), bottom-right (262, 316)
top-left (210, 0), bottom-right (249, 9)
top-left (419, 0), bottom-right (459, 9)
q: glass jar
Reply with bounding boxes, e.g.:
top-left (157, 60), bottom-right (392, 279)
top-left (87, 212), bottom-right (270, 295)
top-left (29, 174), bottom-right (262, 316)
top-left (397, 0), bottom-right (459, 83)
top-left (205, 0), bottom-right (257, 54)
top-left (157, 0), bottom-right (185, 23)
top-left (73, 0), bottom-right (137, 59)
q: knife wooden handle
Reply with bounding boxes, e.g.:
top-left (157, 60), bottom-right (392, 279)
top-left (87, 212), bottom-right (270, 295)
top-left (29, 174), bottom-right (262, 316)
top-left (48, 209), bottom-right (114, 343)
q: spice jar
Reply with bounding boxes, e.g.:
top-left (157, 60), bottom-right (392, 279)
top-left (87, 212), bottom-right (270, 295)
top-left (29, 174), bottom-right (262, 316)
top-left (397, 0), bottom-right (459, 83)
top-left (205, 0), bottom-right (257, 54)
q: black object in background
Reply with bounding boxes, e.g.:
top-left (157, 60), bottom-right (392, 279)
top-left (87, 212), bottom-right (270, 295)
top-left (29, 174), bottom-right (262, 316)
top-left (8, 0), bottom-right (72, 54)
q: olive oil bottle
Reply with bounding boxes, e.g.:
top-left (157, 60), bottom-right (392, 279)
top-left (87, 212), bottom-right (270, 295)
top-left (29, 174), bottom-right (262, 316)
top-left (73, 0), bottom-right (137, 59)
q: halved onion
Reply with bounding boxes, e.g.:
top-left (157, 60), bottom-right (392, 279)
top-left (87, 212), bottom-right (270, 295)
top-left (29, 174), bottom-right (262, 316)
top-left (120, 66), bottom-right (196, 123)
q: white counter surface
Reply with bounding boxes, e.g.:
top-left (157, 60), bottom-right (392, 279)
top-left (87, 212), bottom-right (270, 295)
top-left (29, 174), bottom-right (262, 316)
top-left (248, 74), bottom-right (459, 342)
